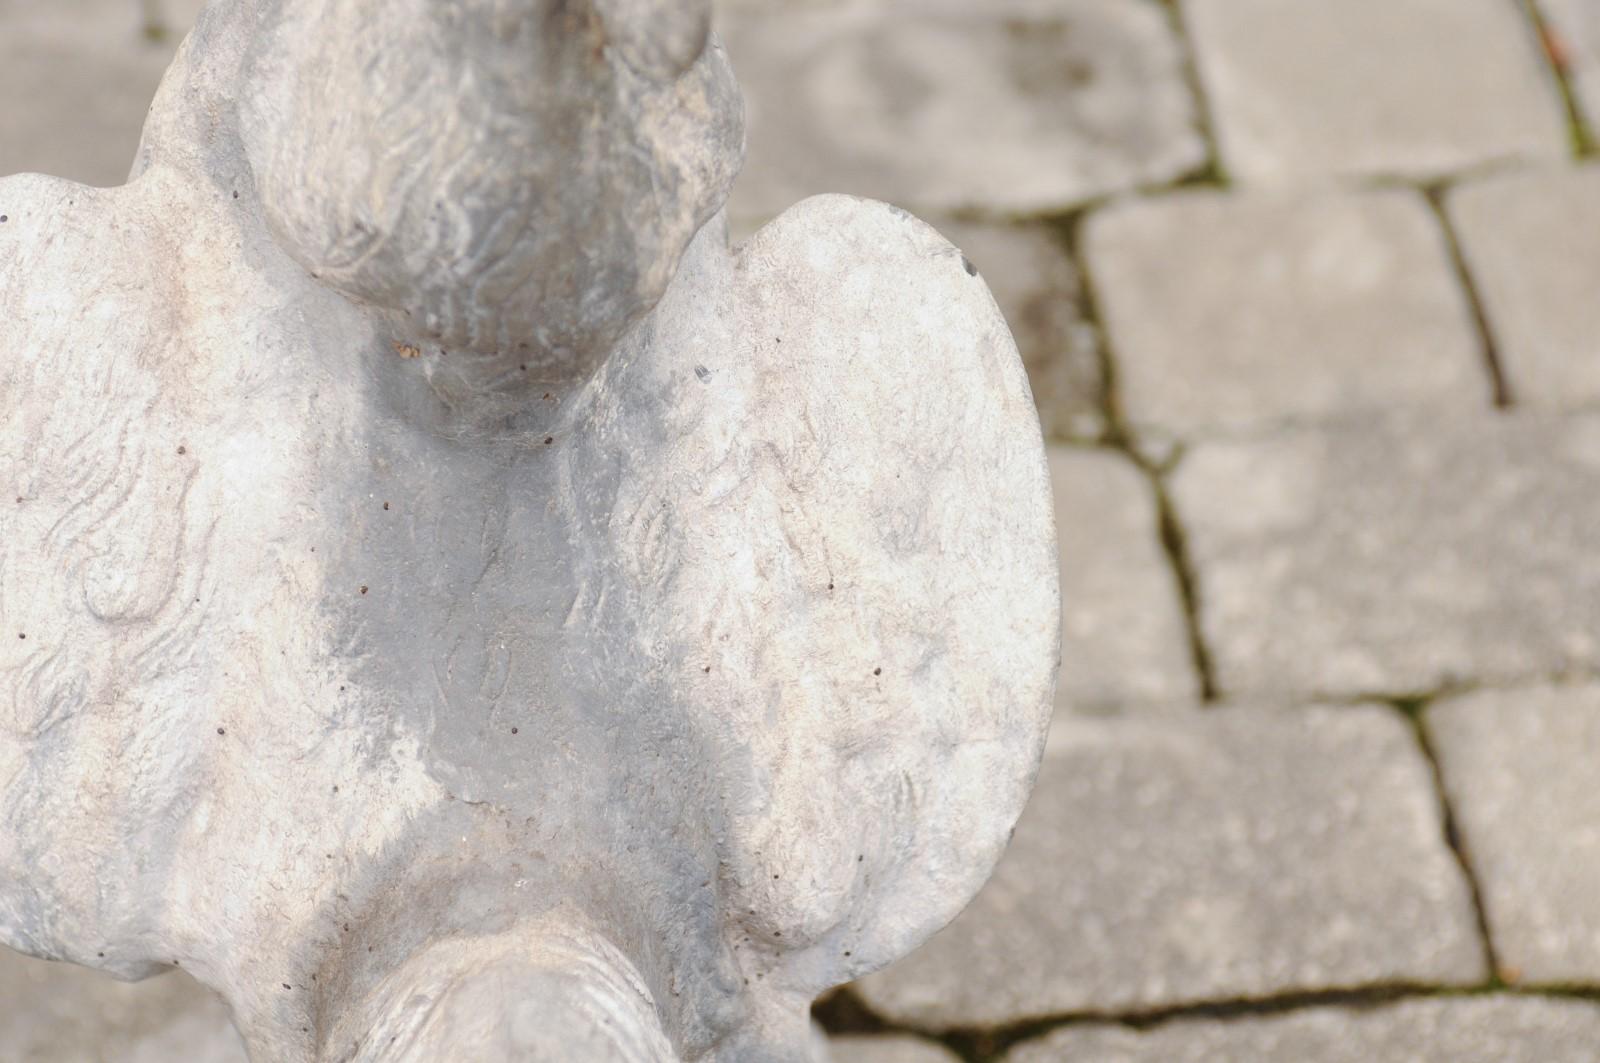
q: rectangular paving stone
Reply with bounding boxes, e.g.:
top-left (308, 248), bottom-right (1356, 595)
top-left (1084, 188), bottom-right (1490, 438)
top-left (1049, 446), bottom-right (1199, 713)
top-left (1448, 164), bottom-right (1600, 408)
top-left (1170, 413), bottom-right (1600, 700)
top-left (1539, 0), bottom-right (1600, 138)
top-left (851, 705), bottom-right (1486, 1029)
top-left (1183, 0), bottom-right (1570, 184)
top-left (939, 221), bottom-right (1106, 443)
top-left (1426, 683), bottom-right (1600, 986)
top-left (1008, 996), bottom-right (1600, 1063)
top-left (719, 0), bottom-right (1205, 220)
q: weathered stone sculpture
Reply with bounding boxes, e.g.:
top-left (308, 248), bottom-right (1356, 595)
top-left (0, 1), bottom-right (1058, 1059)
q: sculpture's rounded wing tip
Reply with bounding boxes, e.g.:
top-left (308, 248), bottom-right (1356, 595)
top-left (639, 192), bottom-right (1059, 993)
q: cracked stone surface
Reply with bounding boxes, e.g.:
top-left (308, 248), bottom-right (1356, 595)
top-left (1183, 0), bottom-right (1570, 184)
top-left (1006, 995), bottom-right (1600, 1062)
top-left (1539, 0), bottom-right (1600, 135)
top-left (852, 705), bottom-right (1485, 1029)
top-left (719, 0), bottom-right (1205, 220)
top-left (1049, 447), bottom-right (1198, 714)
top-left (1083, 187), bottom-right (1489, 438)
top-left (1426, 684), bottom-right (1600, 986)
top-left (0, 947), bottom-right (246, 1063)
top-left (1170, 413), bottom-right (1600, 700)
top-left (939, 221), bottom-right (1106, 443)
top-left (1449, 164), bottom-right (1600, 408)
top-left (828, 1035), bottom-right (960, 1063)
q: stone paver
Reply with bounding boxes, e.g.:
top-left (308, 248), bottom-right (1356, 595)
top-left (1084, 187), bottom-right (1489, 438)
top-left (1540, 0), bottom-right (1600, 137)
top-left (852, 705), bottom-right (1485, 1028)
top-left (1183, 0), bottom-right (1570, 184)
top-left (720, 0), bottom-right (1205, 221)
top-left (1172, 413), bottom-right (1600, 700)
top-left (1007, 996), bottom-right (1600, 1062)
top-left (161, 0), bottom-right (210, 27)
top-left (0, 947), bottom-right (245, 1062)
top-left (939, 221), bottom-right (1105, 442)
top-left (1426, 683), bottom-right (1600, 986)
top-left (1449, 165), bottom-right (1600, 408)
top-left (0, 0), bottom-right (189, 187)
top-left (1049, 446), bottom-right (1198, 714)
top-left (829, 1035), bottom-right (961, 1063)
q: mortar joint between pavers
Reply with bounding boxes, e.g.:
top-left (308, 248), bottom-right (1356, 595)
top-left (815, 986), bottom-right (985, 1063)
top-left (922, 981), bottom-right (1567, 1062)
top-left (1145, 463), bottom-right (1219, 702)
top-left (1057, 209), bottom-right (1219, 702)
top-left (1516, 0), bottom-right (1599, 158)
top-left (1401, 697), bottom-right (1507, 986)
top-left (1153, 0), bottom-right (1231, 188)
top-left (1048, 208), bottom-right (1129, 449)
top-left (1419, 182), bottom-right (1516, 410)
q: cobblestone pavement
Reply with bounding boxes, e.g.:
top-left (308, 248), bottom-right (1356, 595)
top-left (4, 0), bottom-right (1600, 1060)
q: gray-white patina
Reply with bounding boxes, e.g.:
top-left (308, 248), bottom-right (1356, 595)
top-left (0, 1), bottom-right (1058, 1059)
